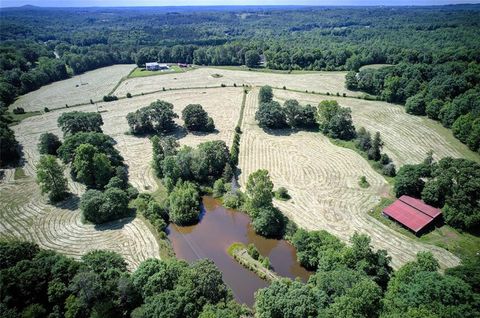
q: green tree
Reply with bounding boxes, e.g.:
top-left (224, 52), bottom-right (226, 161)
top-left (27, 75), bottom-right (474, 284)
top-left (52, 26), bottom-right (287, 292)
top-left (168, 181), bottom-right (200, 225)
top-left (57, 111), bottom-right (103, 136)
top-left (245, 169), bottom-right (273, 210)
top-left (258, 85), bottom-right (273, 103)
top-left (182, 104), bottom-right (215, 132)
top-left (394, 164), bottom-right (425, 198)
top-left (38, 132), bottom-right (62, 155)
top-left (80, 188), bottom-right (129, 224)
top-left (245, 50), bottom-right (260, 68)
top-left (126, 100), bottom-right (178, 135)
top-left (316, 100), bottom-right (356, 140)
top-left (368, 132), bottom-right (383, 161)
top-left (254, 279), bottom-right (318, 318)
top-left (72, 144), bottom-right (113, 188)
top-left (255, 101), bottom-right (287, 129)
top-left (36, 155), bottom-right (68, 202)
top-left (251, 206), bottom-right (285, 237)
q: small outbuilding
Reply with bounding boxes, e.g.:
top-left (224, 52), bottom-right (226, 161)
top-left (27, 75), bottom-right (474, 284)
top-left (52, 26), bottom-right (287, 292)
top-left (383, 195), bottom-right (442, 235)
top-left (145, 62), bottom-right (169, 71)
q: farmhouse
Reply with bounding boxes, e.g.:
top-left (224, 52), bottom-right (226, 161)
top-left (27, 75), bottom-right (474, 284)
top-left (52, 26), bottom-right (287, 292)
top-left (146, 62), bottom-right (169, 71)
top-left (383, 195), bottom-right (442, 235)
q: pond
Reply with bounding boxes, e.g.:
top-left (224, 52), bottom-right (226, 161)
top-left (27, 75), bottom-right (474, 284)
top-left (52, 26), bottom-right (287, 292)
top-left (167, 196), bottom-right (312, 306)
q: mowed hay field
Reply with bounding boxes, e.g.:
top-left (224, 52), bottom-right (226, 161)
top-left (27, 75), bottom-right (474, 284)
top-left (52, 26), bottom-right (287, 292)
top-left (11, 64), bottom-right (136, 112)
top-left (114, 67), bottom-right (359, 97)
top-left (238, 89), bottom-right (460, 269)
top-left (273, 90), bottom-right (480, 165)
top-left (1, 86), bottom-right (243, 267)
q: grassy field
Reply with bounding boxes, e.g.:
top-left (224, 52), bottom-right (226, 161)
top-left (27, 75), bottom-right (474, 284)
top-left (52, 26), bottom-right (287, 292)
top-left (369, 198), bottom-right (480, 262)
top-left (10, 64), bottom-right (136, 112)
top-left (114, 67), bottom-right (359, 97)
top-left (237, 88), bottom-right (460, 269)
top-left (273, 89), bottom-right (480, 166)
top-left (128, 65), bottom-right (195, 78)
top-left (4, 66), bottom-right (473, 271)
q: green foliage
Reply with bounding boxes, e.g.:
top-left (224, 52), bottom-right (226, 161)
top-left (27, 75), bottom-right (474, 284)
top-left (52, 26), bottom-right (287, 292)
top-left (222, 191), bottom-right (244, 209)
top-left (157, 140), bottom-right (230, 185)
top-left (57, 132), bottom-right (123, 165)
top-left (382, 252), bottom-right (479, 318)
top-left (0, 241), bottom-right (39, 270)
top-left (245, 50), bottom-right (260, 68)
top-left (127, 100), bottom-right (178, 135)
top-left (395, 157), bottom-right (480, 231)
top-left (212, 179), bottom-right (226, 198)
top-left (316, 100), bottom-right (356, 140)
top-left (245, 169), bottom-right (273, 211)
top-left (283, 99), bottom-right (317, 129)
top-left (102, 95), bottom-right (118, 102)
top-left (259, 85), bottom-right (273, 104)
top-left (38, 132), bottom-right (62, 156)
top-left (255, 100), bottom-right (287, 129)
top-left (274, 187), bottom-right (290, 200)
top-left (251, 206), bottom-right (285, 238)
top-left (81, 250), bottom-right (128, 274)
top-left (168, 181), bottom-right (200, 225)
top-left (0, 113), bottom-right (20, 167)
top-left (254, 279), bottom-right (319, 318)
top-left (36, 155), bottom-right (68, 202)
top-left (359, 176), bottom-right (370, 188)
top-left (57, 111), bottom-right (103, 136)
top-left (80, 187), bottom-right (130, 224)
top-left (405, 93), bottom-right (426, 115)
top-left (445, 257), bottom-right (480, 294)
top-left (394, 164), bottom-right (426, 198)
top-left (133, 193), bottom-right (169, 233)
top-left (72, 144), bottom-right (114, 189)
top-left (182, 104), bottom-right (215, 132)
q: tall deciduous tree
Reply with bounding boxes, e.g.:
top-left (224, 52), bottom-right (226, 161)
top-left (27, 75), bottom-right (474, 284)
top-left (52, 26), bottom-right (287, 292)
top-left (36, 155), bottom-right (68, 202)
top-left (57, 111), bottom-right (103, 136)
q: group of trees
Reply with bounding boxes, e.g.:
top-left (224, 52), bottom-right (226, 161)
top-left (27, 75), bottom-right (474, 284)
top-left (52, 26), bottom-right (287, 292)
top-left (347, 62), bottom-right (480, 153)
top-left (356, 127), bottom-right (396, 177)
top-left (245, 169), bottom-right (286, 237)
top-left (0, 106), bottom-right (20, 167)
top-left (255, 86), bottom-right (317, 130)
top-left (34, 110), bottom-right (139, 223)
top-left (394, 155), bottom-right (480, 231)
top-left (254, 246), bottom-right (479, 318)
top-left (127, 100), bottom-right (178, 135)
top-left (0, 240), bottom-right (247, 318)
top-left (316, 100), bottom-right (356, 140)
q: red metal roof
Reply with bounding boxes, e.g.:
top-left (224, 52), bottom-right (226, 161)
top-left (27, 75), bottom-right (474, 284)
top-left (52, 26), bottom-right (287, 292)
top-left (383, 200), bottom-right (434, 233)
top-left (398, 195), bottom-right (441, 219)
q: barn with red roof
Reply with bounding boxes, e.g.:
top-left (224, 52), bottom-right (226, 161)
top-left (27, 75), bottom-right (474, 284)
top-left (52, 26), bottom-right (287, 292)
top-left (383, 195), bottom-right (442, 235)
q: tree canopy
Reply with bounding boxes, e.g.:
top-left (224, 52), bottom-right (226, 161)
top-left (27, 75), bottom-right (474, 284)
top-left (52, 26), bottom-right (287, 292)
top-left (127, 100), bottom-right (178, 135)
top-left (316, 100), bottom-right (356, 140)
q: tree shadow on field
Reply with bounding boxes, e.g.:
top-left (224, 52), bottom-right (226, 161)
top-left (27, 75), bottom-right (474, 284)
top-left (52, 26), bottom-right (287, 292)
top-left (261, 127), bottom-right (294, 137)
top-left (54, 194), bottom-right (80, 211)
top-left (189, 129), bottom-right (219, 137)
top-left (94, 215), bottom-right (136, 231)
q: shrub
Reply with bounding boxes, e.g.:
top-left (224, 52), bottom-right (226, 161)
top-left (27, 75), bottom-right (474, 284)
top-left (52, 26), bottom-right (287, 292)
top-left (44, 107), bottom-right (50, 112)
top-left (222, 191), bottom-right (244, 209)
top-left (274, 187), bottom-right (290, 200)
top-left (13, 107), bottom-right (25, 114)
top-left (103, 95), bottom-right (118, 102)
top-left (126, 92), bottom-right (132, 98)
top-left (358, 176), bottom-right (370, 188)
top-left (247, 244), bottom-right (260, 260)
top-left (80, 188), bottom-right (130, 224)
top-left (213, 179), bottom-right (226, 198)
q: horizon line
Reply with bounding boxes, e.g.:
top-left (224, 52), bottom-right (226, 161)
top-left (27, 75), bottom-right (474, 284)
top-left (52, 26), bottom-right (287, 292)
top-left (2, 3), bottom-right (479, 9)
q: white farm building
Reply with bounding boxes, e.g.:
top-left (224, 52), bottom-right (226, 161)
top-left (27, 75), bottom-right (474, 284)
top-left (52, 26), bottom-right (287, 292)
top-left (145, 62), bottom-right (169, 71)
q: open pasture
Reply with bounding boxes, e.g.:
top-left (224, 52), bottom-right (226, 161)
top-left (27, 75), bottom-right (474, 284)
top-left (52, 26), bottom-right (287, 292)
top-left (273, 90), bottom-right (479, 166)
top-left (238, 89), bottom-right (460, 269)
top-left (11, 64), bottom-right (136, 112)
top-left (114, 67), bottom-right (359, 97)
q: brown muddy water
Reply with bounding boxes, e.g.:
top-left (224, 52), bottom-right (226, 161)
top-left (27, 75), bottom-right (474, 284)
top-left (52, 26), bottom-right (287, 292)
top-left (167, 196), bottom-right (312, 306)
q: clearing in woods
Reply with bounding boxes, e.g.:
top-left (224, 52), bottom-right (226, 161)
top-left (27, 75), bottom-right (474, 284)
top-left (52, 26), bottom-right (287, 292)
top-left (2, 67), bottom-right (473, 270)
top-left (10, 64), bottom-right (136, 112)
top-left (238, 88), bottom-right (460, 269)
top-left (113, 67), bottom-right (359, 97)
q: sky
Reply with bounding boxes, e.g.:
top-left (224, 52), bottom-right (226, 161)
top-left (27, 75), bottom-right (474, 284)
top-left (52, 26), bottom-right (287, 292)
top-left (1, 0), bottom-right (479, 8)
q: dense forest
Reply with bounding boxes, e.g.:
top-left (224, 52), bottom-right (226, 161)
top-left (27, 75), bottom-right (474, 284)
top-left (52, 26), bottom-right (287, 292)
top-left (1, 5), bottom-right (479, 153)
